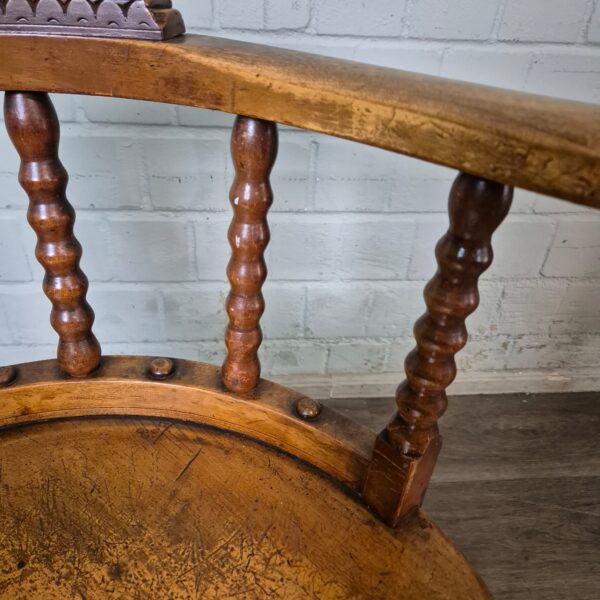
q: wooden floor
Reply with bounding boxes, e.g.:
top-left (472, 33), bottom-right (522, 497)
top-left (326, 393), bottom-right (600, 600)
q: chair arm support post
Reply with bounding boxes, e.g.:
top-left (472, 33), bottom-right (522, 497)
top-left (363, 172), bottom-right (513, 526)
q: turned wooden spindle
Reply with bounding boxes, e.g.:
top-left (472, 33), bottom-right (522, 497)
top-left (222, 116), bottom-right (278, 394)
top-left (363, 172), bottom-right (513, 526)
top-left (4, 92), bottom-right (101, 377)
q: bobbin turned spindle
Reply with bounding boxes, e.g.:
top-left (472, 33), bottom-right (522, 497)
top-left (363, 172), bottom-right (513, 526)
top-left (222, 116), bottom-right (278, 394)
top-left (4, 92), bottom-right (101, 378)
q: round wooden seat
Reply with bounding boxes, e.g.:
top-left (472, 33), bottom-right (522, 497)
top-left (0, 358), bottom-right (489, 600)
top-left (0, 419), bottom-right (487, 600)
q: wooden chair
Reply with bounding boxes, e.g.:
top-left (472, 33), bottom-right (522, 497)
top-left (1, 3), bottom-right (598, 598)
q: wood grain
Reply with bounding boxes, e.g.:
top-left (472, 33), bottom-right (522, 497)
top-left (388, 173), bottom-right (513, 457)
top-left (363, 173), bottom-right (512, 526)
top-left (0, 417), bottom-right (491, 599)
top-left (4, 91), bottom-right (101, 378)
top-left (1, 34), bottom-right (599, 207)
top-left (0, 356), bottom-right (373, 492)
top-left (222, 116), bottom-right (277, 394)
top-left (426, 476), bottom-right (600, 600)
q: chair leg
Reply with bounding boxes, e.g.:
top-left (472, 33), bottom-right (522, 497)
top-left (4, 92), bottom-right (101, 378)
top-left (363, 172), bottom-right (513, 526)
top-left (222, 116), bottom-right (278, 394)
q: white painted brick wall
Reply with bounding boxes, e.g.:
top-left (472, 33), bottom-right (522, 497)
top-left (1, 0), bottom-right (600, 397)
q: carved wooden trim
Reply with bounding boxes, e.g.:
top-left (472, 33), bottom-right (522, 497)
top-left (0, 0), bottom-right (184, 40)
top-left (363, 172), bottom-right (513, 526)
top-left (4, 92), bottom-right (101, 377)
top-left (222, 116), bottom-right (278, 394)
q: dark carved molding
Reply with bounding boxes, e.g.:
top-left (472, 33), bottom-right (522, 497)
top-left (0, 0), bottom-right (185, 40)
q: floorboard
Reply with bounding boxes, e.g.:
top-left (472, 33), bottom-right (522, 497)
top-left (325, 392), bottom-right (600, 600)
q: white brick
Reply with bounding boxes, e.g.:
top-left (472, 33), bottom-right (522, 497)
top-left (194, 215), bottom-right (340, 281)
top-left (53, 94), bottom-right (78, 122)
top-left (262, 283), bottom-right (306, 338)
top-left (82, 97), bottom-right (173, 125)
top-left (587, 4), bottom-right (600, 43)
top-left (366, 280), bottom-right (501, 339)
top-left (267, 218), bottom-right (340, 280)
top-left (161, 285), bottom-right (225, 342)
top-left (366, 282), bottom-right (424, 337)
top-left (89, 286), bottom-right (163, 342)
top-left (261, 340), bottom-right (327, 375)
top-left (306, 284), bottom-right (370, 338)
top-left (551, 282), bottom-right (600, 335)
top-left (543, 219), bottom-right (600, 277)
top-left (219, 0), bottom-right (264, 29)
top-left (143, 137), bottom-right (229, 211)
top-left (465, 282), bottom-right (504, 337)
top-left (327, 341), bottom-right (388, 374)
top-left (60, 134), bottom-right (143, 209)
top-left (498, 0), bottom-right (588, 43)
top-left (73, 218), bottom-right (115, 282)
top-left (407, 0), bottom-right (497, 40)
top-left (409, 218), bottom-right (555, 280)
top-left (533, 194), bottom-right (593, 214)
top-left (441, 47), bottom-right (531, 90)
top-left (504, 334), bottom-right (600, 370)
top-left (108, 218), bottom-right (196, 282)
top-left (265, 0), bottom-right (310, 30)
top-left (273, 39), bottom-right (356, 60)
top-left (314, 138), bottom-right (395, 212)
top-left (161, 283), bottom-right (304, 341)
top-left (103, 341), bottom-right (224, 364)
top-left (194, 215), bottom-right (229, 280)
top-left (487, 220), bottom-right (555, 278)
top-left (0, 288), bottom-right (55, 344)
top-left (492, 279), bottom-right (566, 337)
top-left (512, 189), bottom-right (537, 214)
top-left (340, 218), bottom-right (413, 279)
top-left (455, 335), bottom-right (511, 372)
top-left (385, 338), bottom-right (415, 372)
top-left (0, 129), bottom-right (20, 173)
top-left (0, 132), bottom-right (23, 208)
top-left (271, 137), bottom-right (311, 211)
top-left (354, 43), bottom-right (443, 75)
top-left (0, 292), bottom-right (14, 344)
top-left (0, 218), bottom-right (33, 281)
top-left (315, 0), bottom-right (405, 36)
top-left (178, 107), bottom-right (236, 128)
top-left (0, 344), bottom-right (54, 365)
top-left (176, 0), bottom-right (213, 29)
top-left (525, 51), bottom-right (600, 103)
top-left (1, 3), bottom-right (599, 389)
top-left (388, 156), bottom-right (455, 212)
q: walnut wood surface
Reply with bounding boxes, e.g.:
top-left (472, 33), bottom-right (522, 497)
top-left (0, 34), bottom-right (598, 208)
top-left (222, 117), bottom-right (277, 394)
top-left (0, 0), bottom-right (185, 40)
top-left (390, 173), bottom-right (513, 456)
top-left (363, 173), bottom-right (513, 526)
top-left (0, 416), bottom-right (490, 599)
top-left (4, 92), bottom-right (101, 378)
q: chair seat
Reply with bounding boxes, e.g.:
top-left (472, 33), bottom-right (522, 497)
top-left (0, 414), bottom-right (490, 599)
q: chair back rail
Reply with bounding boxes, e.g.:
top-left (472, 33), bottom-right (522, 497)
top-left (1, 28), bottom-right (599, 528)
top-left (1, 34), bottom-right (600, 207)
